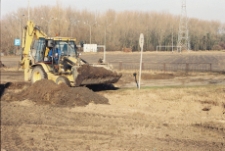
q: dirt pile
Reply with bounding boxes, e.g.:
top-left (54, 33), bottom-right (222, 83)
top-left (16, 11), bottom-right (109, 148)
top-left (0, 61), bottom-right (6, 67)
top-left (2, 79), bottom-right (109, 107)
top-left (5, 82), bottom-right (31, 89)
top-left (75, 64), bottom-right (122, 86)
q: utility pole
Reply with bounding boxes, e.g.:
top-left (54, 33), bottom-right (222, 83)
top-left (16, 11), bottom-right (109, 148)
top-left (42, 17), bottom-right (57, 36)
top-left (41, 17), bottom-right (50, 35)
top-left (104, 22), bottom-right (111, 51)
top-left (172, 25), bottom-right (174, 52)
top-left (12, 14), bottom-right (25, 53)
top-left (89, 25), bottom-right (92, 44)
top-left (28, 0), bottom-right (30, 21)
top-left (0, 0), bottom-right (1, 55)
top-left (84, 21), bottom-right (96, 44)
top-left (177, 0), bottom-right (189, 52)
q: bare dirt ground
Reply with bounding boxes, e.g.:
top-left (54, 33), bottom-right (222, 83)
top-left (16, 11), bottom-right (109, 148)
top-left (0, 84), bottom-right (225, 151)
top-left (1, 74), bottom-right (225, 151)
top-left (1, 52), bottom-right (225, 151)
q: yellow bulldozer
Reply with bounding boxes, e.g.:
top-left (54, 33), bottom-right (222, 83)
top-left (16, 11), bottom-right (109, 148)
top-left (20, 20), bottom-right (121, 86)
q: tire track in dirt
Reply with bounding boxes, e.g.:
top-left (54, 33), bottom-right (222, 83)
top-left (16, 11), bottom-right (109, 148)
top-left (2, 96), bottom-right (225, 150)
top-left (157, 137), bottom-right (224, 151)
top-left (1, 54), bottom-right (225, 151)
top-left (1, 101), bottom-right (152, 150)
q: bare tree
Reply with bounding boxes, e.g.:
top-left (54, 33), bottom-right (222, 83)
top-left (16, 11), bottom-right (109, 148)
top-left (1, 5), bottom-right (224, 54)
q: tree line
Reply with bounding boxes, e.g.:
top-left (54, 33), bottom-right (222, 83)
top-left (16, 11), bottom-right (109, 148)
top-left (0, 4), bottom-right (225, 55)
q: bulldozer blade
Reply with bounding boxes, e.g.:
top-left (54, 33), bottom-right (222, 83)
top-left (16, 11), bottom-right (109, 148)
top-left (74, 64), bottom-right (122, 86)
top-left (79, 76), bottom-right (121, 85)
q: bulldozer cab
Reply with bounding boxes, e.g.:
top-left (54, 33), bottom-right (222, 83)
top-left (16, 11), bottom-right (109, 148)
top-left (32, 38), bottom-right (77, 64)
top-left (55, 41), bottom-right (77, 57)
top-left (31, 38), bottom-right (46, 63)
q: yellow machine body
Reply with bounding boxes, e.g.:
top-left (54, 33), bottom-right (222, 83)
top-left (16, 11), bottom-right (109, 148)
top-left (20, 20), bottom-right (121, 86)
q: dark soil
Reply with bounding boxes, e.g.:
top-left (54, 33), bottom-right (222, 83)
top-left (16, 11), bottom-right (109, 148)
top-left (75, 64), bottom-right (122, 86)
top-left (141, 73), bottom-right (175, 80)
top-left (3, 82), bottom-right (31, 89)
top-left (0, 82), bottom-right (30, 98)
top-left (1, 80), bottom-right (109, 107)
top-left (86, 84), bottom-right (119, 92)
top-left (0, 61), bottom-right (6, 67)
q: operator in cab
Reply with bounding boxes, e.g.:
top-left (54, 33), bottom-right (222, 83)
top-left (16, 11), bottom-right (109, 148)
top-left (48, 44), bottom-right (61, 64)
top-left (47, 44), bottom-right (61, 73)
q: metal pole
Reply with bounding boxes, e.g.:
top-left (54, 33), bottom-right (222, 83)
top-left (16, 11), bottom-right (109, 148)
top-left (90, 25), bottom-right (91, 44)
top-left (48, 21), bottom-right (49, 35)
top-left (172, 26), bottom-right (173, 52)
top-left (28, 0), bottom-right (30, 21)
top-left (104, 28), bottom-right (106, 48)
top-left (104, 29), bottom-right (106, 62)
top-left (0, 1), bottom-right (1, 55)
top-left (70, 23), bottom-right (72, 37)
top-left (138, 46), bottom-right (143, 90)
top-left (20, 19), bottom-right (22, 52)
top-left (138, 33), bottom-right (144, 89)
top-left (103, 45), bottom-right (106, 63)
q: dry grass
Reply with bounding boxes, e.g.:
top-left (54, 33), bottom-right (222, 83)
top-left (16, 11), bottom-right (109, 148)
top-left (113, 69), bottom-right (225, 90)
top-left (117, 69), bottom-right (220, 76)
top-left (0, 67), bottom-right (22, 71)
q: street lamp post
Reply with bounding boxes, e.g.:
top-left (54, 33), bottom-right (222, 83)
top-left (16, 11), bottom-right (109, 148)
top-left (104, 22), bottom-right (111, 49)
top-left (89, 24), bottom-right (92, 44)
top-left (99, 22), bottom-right (111, 62)
top-left (70, 19), bottom-right (80, 37)
top-left (41, 17), bottom-right (49, 35)
top-left (84, 21), bottom-right (97, 44)
top-left (12, 14), bottom-right (25, 54)
top-left (41, 17), bottom-right (57, 36)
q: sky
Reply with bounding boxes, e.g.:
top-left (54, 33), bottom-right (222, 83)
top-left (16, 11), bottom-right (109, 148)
top-left (1, 0), bottom-right (225, 23)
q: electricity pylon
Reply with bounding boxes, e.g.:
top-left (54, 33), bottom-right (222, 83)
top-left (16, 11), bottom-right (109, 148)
top-left (177, 0), bottom-right (189, 52)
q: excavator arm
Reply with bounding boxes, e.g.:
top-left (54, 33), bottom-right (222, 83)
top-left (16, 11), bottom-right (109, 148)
top-left (21, 21), bottom-right (47, 81)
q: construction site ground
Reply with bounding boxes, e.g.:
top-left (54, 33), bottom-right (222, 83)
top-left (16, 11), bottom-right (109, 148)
top-left (1, 51), bottom-right (225, 151)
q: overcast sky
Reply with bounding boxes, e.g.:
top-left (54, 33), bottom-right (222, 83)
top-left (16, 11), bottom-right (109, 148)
top-left (1, 0), bottom-right (225, 23)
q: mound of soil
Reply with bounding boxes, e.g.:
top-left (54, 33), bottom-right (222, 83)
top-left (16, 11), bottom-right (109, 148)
top-left (4, 82), bottom-right (31, 89)
top-left (0, 61), bottom-right (6, 67)
top-left (2, 79), bottom-right (109, 107)
top-left (75, 65), bottom-right (122, 86)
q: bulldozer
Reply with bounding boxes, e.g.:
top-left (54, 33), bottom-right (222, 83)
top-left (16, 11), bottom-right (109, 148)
top-left (20, 20), bottom-right (121, 86)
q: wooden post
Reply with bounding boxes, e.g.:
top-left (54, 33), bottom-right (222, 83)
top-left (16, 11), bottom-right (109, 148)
top-left (142, 62), bottom-right (144, 70)
top-left (209, 63), bottom-right (212, 71)
top-left (186, 63), bottom-right (189, 74)
top-left (119, 61), bottom-right (122, 71)
top-left (163, 63), bottom-right (166, 73)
